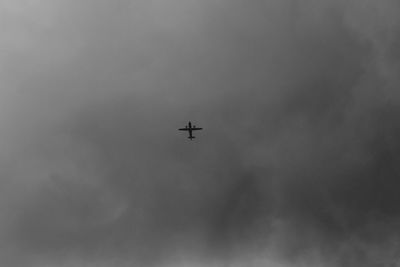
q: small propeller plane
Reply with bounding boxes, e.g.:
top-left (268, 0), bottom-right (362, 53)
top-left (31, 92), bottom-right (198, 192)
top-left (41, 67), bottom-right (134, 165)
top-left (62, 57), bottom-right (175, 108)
top-left (179, 121), bottom-right (203, 140)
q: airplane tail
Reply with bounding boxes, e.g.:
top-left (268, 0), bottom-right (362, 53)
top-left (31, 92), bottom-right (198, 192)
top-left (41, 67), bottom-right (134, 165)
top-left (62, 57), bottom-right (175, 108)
top-left (188, 136), bottom-right (195, 140)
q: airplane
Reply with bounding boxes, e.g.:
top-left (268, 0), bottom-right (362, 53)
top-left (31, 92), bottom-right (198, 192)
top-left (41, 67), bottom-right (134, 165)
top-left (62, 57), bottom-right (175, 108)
top-left (179, 121), bottom-right (203, 140)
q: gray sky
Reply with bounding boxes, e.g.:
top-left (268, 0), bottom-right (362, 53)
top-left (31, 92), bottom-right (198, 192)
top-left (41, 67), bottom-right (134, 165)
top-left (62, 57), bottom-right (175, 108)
top-left (1, 0), bottom-right (400, 266)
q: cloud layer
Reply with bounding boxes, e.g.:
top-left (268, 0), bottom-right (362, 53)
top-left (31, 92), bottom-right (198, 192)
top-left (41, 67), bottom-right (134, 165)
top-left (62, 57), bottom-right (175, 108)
top-left (1, 0), bottom-right (400, 266)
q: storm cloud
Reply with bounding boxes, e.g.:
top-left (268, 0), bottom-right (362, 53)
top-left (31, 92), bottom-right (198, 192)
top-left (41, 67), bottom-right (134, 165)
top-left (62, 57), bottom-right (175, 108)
top-left (1, 0), bottom-right (400, 266)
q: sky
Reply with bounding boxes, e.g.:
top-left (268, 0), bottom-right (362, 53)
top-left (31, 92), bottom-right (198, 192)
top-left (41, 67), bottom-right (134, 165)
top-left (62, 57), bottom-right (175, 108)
top-left (1, 0), bottom-right (400, 266)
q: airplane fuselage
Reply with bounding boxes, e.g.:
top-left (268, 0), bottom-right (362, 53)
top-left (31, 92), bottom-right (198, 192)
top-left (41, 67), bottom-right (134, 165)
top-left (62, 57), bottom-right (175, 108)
top-left (187, 122), bottom-right (194, 139)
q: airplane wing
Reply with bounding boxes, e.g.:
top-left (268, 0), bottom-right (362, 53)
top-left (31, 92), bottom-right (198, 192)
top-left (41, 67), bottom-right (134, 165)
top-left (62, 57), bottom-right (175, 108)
top-left (179, 128), bottom-right (189, 131)
top-left (192, 127), bottom-right (203, 131)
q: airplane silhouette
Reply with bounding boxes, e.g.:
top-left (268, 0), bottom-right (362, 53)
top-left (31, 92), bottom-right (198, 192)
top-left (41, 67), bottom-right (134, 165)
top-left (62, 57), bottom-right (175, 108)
top-left (179, 121), bottom-right (203, 140)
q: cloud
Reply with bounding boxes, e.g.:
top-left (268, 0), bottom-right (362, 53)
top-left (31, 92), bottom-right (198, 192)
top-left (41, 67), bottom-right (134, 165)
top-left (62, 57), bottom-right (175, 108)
top-left (1, 0), bottom-right (400, 266)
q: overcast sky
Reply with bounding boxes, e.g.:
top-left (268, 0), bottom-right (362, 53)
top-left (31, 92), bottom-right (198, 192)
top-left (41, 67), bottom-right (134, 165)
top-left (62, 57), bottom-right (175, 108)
top-left (1, 0), bottom-right (400, 266)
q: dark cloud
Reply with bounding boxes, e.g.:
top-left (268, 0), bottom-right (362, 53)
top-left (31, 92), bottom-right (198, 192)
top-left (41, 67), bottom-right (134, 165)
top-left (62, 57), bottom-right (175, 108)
top-left (1, 0), bottom-right (400, 266)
